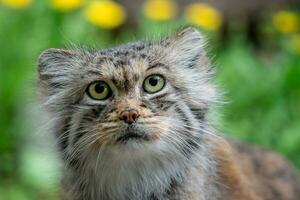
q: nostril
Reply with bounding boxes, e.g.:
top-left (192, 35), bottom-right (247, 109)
top-left (120, 109), bottom-right (139, 124)
top-left (122, 114), bottom-right (128, 122)
top-left (131, 112), bottom-right (139, 123)
top-left (131, 113), bottom-right (137, 121)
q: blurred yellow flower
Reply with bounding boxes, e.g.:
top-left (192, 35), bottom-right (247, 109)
top-left (290, 34), bottom-right (300, 55)
top-left (84, 0), bottom-right (126, 29)
top-left (2, 0), bottom-right (32, 9)
top-left (50, 0), bottom-right (84, 12)
top-left (184, 3), bottom-right (222, 31)
top-left (273, 11), bottom-right (299, 33)
top-left (143, 0), bottom-right (178, 21)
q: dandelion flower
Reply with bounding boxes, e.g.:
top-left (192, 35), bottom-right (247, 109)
top-left (184, 3), bottom-right (222, 31)
top-left (84, 0), bottom-right (126, 29)
top-left (143, 0), bottom-right (178, 21)
top-left (2, 0), bottom-right (32, 9)
top-left (290, 34), bottom-right (300, 55)
top-left (51, 0), bottom-right (84, 12)
top-left (273, 11), bottom-right (299, 33)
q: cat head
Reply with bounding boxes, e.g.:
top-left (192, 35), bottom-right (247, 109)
top-left (38, 27), bottom-right (218, 165)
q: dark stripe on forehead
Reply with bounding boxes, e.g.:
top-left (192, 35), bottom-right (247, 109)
top-left (111, 71), bottom-right (130, 91)
top-left (123, 67), bottom-right (130, 91)
top-left (132, 44), bottom-right (146, 51)
top-left (112, 64), bottom-right (139, 91)
top-left (140, 53), bottom-right (147, 59)
top-left (112, 78), bottom-right (118, 86)
top-left (113, 59), bottom-right (129, 67)
top-left (94, 56), bottom-right (112, 67)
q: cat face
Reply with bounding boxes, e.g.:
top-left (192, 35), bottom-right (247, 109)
top-left (38, 27), bottom-right (217, 164)
top-left (79, 65), bottom-right (174, 145)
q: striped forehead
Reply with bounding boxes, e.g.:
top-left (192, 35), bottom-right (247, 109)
top-left (95, 56), bottom-right (148, 90)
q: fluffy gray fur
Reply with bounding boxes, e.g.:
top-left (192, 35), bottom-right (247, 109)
top-left (38, 27), bottom-right (222, 200)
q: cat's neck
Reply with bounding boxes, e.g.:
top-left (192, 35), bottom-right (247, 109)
top-left (62, 140), bottom-right (220, 200)
top-left (62, 138), bottom-right (221, 200)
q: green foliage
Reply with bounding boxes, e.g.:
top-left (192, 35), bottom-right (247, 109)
top-left (216, 39), bottom-right (300, 167)
top-left (0, 2), bottom-right (299, 199)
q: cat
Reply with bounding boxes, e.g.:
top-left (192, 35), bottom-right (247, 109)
top-left (37, 27), bottom-right (300, 200)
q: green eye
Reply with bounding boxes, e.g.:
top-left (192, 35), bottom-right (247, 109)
top-left (143, 74), bottom-right (165, 94)
top-left (86, 81), bottom-right (111, 100)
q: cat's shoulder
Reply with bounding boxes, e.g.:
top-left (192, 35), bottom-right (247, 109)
top-left (209, 136), bottom-right (300, 200)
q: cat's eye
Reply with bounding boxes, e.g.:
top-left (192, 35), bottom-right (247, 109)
top-left (86, 81), bottom-right (111, 100)
top-left (143, 74), bottom-right (165, 94)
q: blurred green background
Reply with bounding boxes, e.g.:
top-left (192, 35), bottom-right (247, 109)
top-left (0, 0), bottom-right (300, 199)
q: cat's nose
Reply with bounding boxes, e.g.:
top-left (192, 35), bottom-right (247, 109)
top-left (119, 109), bottom-right (140, 124)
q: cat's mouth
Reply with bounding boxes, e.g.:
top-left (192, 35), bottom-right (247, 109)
top-left (116, 126), bottom-right (149, 143)
top-left (116, 132), bottom-right (144, 143)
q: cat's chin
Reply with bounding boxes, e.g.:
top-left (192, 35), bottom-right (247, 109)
top-left (105, 139), bottom-right (165, 162)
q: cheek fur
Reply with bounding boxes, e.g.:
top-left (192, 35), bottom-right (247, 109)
top-left (68, 91), bottom-right (181, 149)
top-left (140, 119), bottom-right (169, 141)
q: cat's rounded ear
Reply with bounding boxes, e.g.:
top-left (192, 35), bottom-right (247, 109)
top-left (37, 48), bottom-right (80, 103)
top-left (161, 27), bottom-right (209, 69)
top-left (37, 48), bottom-right (76, 82)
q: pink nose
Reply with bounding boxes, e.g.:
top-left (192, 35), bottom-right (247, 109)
top-left (119, 109), bottom-right (139, 124)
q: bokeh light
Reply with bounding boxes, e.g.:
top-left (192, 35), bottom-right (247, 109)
top-left (2, 0), bottom-right (32, 9)
top-left (273, 11), bottom-right (299, 33)
top-left (184, 3), bottom-right (222, 31)
top-left (84, 0), bottom-right (126, 29)
top-left (50, 0), bottom-right (85, 12)
top-left (143, 0), bottom-right (178, 21)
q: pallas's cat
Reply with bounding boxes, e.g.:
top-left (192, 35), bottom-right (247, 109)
top-left (37, 27), bottom-right (300, 200)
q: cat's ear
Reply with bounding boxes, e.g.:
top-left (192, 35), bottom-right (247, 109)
top-left (161, 27), bottom-right (209, 68)
top-left (37, 48), bottom-right (79, 102)
top-left (38, 48), bottom-right (76, 82)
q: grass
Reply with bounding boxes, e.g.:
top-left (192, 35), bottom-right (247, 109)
top-left (0, 2), bottom-right (299, 199)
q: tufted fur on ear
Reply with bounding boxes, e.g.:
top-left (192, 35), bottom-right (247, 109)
top-left (38, 48), bottom-right (76, 86)
top-left (37, 48), bottom-right (95, 152)
top-left (161, 27), bottom-right (210, 70)
top-left (158, 27), bottom-right (218, 121)
top-left (37, 48), bottom-right (86, 112)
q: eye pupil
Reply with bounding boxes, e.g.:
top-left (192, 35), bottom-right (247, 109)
top-left (143, 74), bottom-right (165, 94)
top-left (87, 81), bottom-right (111, 100)
top-left (149, 76), bottom-right (159, 86)
top-left (95, 84), bottom-right (105, 93)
